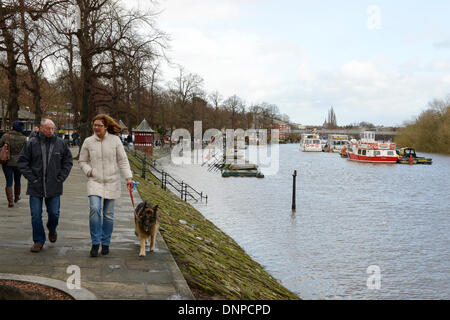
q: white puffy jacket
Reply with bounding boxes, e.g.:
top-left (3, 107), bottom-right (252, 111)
top-left (79, 131), bottom-right (132, 199)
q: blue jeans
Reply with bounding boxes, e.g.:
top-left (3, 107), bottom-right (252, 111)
top-left (89, 196), bottom-right (115, 246)
top-left (2, 165), bottom-right (21, 187)
top-left (30, 196), bottom-right (60, 245)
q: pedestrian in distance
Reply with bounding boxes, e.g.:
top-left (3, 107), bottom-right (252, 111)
top-left (72, 130), bottom-right (80, 147)
top-left (79, 114), bottom-right (133, 257)
top-left (0, 121), bottom-right (27, 207)
top-left (17, 119), bottom-right (73, 253)
top-left (28, 126), bottom-right (39, 139)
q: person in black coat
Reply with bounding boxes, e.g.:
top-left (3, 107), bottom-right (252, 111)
top-left (17, 119), bottom-right (73, 253)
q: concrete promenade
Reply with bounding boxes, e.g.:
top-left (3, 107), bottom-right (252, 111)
top-left (0, 148), bottom-right (194, 300)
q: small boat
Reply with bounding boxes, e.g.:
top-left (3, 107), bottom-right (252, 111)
top-left (347, 132), bottom-right (398, 164)
top-left (300, 134), bottom-right (322, 152)
top-left (396, 147), bottom-right (432, 165)
top-left (340, 146), bottom-right (348, 158)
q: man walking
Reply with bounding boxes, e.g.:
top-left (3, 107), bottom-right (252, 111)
top-left (72, 130), bottom-right (79, 147)
top-left (29, 125), bottom-right (40, 139)
top-left (17, 119), bottom-right (73, 253)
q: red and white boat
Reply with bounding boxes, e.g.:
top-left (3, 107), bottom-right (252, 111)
top-left (300, 134), bottom-right (322, 152)
top-left (347, 132), bottom-right (397, 164)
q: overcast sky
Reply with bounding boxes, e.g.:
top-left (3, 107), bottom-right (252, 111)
top-left (126, 0), bottom-right (450, 127)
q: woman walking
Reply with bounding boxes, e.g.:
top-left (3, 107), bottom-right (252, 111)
top-left (79, 114), bottom-right (133, 257)
top-left (0, 121), bottom-right (27, 207)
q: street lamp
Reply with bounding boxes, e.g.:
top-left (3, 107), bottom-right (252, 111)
top-left (67, 102), bottom-right (72, 143)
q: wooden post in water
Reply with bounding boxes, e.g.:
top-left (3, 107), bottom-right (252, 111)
top-left (292, 170), bottom-right (297, 212)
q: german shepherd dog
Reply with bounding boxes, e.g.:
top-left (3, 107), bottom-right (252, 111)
top-left (135, 201), bottom-right (159, 257)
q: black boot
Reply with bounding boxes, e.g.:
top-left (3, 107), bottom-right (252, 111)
top-left (90, 244), bottom-right (100, 257)
top-left (101, 245), bottom-right (109, 255)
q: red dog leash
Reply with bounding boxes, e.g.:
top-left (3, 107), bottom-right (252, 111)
top-left (127, 182), bottom-right (139, 218)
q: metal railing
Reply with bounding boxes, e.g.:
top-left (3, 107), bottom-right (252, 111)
top-left (126, 147), bottom-right (208, 204)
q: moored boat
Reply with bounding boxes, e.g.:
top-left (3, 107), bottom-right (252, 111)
top-left (328, 134), bottom-right (350, 153)
top-left (347, 132), bottom-right (397, 164)
top-left (396, 147), bottom-right (432, 165)
top-left (300, 134), bottom-right (322, 152)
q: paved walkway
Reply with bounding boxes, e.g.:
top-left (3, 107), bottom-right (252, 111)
top-left (0, 148), bottom-right (194, 300)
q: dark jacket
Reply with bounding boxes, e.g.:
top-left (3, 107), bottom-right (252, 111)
top-left (0, 130), bottom-right (27, 166)
top-left (29, 130), bottom-right (39, 139)
top-left (17, 132), bottom-right (73, 198)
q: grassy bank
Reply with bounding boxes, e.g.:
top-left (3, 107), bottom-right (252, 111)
top-left (127, 151), bottom-right (299, 300)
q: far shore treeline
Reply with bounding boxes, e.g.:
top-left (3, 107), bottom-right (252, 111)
top-left (395, 96), bottom-right (450, 155)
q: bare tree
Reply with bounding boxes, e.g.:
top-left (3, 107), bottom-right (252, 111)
top-left (169, 65), bottom-right (203, 109)
top-left (208, 90), bottom-right (222, 129)
top-left (0, 0), bottom-right (21, 123)
top-left (17, 0), bottom-right (64, 125)
top-left (70, 0), bottom-right (167, 142)
top-left (223, 94), bottom-right (244, 129)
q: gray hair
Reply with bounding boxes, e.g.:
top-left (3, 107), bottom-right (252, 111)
top-left (40, 118), bottom-right (55, 127)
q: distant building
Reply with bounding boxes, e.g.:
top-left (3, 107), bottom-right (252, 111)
top-left (133, 119), bottom-right (155, 156)
top-left (118, 119), bottom-right (128, 134)
top-left (0, 108), bottom-right (36, 133)
top-left (273, 119), bottom-right (291, 140)
top-left (291, 123), bottom-right (306, 130)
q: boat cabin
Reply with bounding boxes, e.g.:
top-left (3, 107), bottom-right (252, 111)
top-left (328, 134), bottom-right (349, 151)
top-left (360, 131), bottom-right (376, 142)
top-left (356, 148), bottom-right (396, 157)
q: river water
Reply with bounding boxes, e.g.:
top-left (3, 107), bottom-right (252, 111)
top-left (159, 144), bottom-right (450, 300)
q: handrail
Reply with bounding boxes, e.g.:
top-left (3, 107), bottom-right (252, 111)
top-left (126, 147), bottom-right (207, 204)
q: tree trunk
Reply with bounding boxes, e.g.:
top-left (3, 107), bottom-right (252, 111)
top-left (32, 80), bottom-right (42, 126)
top-left (7, 60), bottom-right (20, 123)
top-left (0, 5), bottom-right (20, 124)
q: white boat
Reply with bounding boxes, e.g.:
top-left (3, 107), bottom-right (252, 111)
top-left (328, 134), bottom-right (349, 153)
top-left (300, 134), bottom-right (322, 152)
